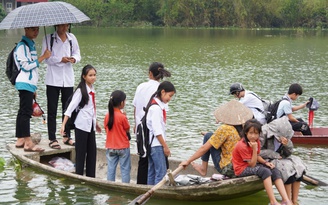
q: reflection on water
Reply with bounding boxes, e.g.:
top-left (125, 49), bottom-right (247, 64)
top-left (0, 28), bottom-right (327, 204)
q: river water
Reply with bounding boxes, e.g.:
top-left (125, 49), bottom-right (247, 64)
top-left (0, 28), bottom-right (327, 205)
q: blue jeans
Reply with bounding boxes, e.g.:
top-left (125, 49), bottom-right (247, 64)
top-left (201, 132), bottom-right (222, 172)
top-left (106, 148), bottom-right (131, 183)
top-left (148, 146), bottom-right (167, 185)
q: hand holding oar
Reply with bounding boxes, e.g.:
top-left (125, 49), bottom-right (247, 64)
top-left (132, 166), bottom-right (184, 205)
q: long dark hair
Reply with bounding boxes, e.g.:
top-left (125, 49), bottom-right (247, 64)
top-left (145, 81), bottom-right (176, 111)
top-left (241, 119), bottom-right (262, 145)
top-left (107, 90), bottom-right (126, 130)
top-left (149, 62), bottom-right (171, 80)
top-left (75, 64), bottom-right (96, 107)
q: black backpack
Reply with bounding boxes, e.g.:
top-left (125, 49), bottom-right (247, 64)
top-left (265, 98), bottom-right (288, 123)
top-left (136, 103), bottom-right (159, 158)
top-left (6, 39), bottom-right (28, 85)
top-left (64, 93), bottom-right (86, 130)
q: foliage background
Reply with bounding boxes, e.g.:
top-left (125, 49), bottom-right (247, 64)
top-left (1, 0), bottom-right (328, 28)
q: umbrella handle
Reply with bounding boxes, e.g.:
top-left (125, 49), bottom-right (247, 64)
top-left (44, 26), bottom-right (48, 49)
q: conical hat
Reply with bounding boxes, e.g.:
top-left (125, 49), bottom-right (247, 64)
top-left (214, 100), bottom-right (253, 125)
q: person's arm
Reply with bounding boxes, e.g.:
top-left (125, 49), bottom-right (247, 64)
top-left (69, 33), bottom-right (81, 63)
top-left (292, 101), bottom-right (308, 112)
top-left (156, 134), bottom-right (170, 157)
top-left (247, 141), bottom-right (258, 167)
top-left (180, 141), bottom-right (212, 167)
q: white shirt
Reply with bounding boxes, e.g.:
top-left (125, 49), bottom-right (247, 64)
top-left (42, 32), bottom-right (81, 87)
top-left (239, 90), bottom-right (266, 124)
top-left (64, 85), bottom-right (96, 132)
top-left (146, 98), bottom-right (167, 147)
top-left (133, 79), bottom-right (160, 125)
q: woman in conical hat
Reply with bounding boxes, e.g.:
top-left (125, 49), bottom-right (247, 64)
top-left (180, 100), bottom-right (253, 177)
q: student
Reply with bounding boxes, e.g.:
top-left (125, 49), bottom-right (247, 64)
top-left (14, 27), bottom-right (51, 152)
top-left (133, 62), bottom-right (171, 184)
top-left (229, 82), bottom-right (266, 124)
top-left (276, 83), bottom-right (312, 135)
top-left (260, 116), bottom-right (306, 205)
top-left (232, 119), bottom-right (292, 205)
top-left (42, 23), bottom-right (81, 149)
top-left (60, 64), bottom-right (101, 177)
top-left (104, 90), bottom-right (131, 183)
top-left (180, 100), bottom-right (253, 178)
top-left (147, 81), bottom-right (176, 185)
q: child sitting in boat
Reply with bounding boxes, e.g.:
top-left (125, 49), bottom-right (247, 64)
top-left (104, 90), bottom-right (131, 183)
top-left (232, 119), bottom-right (292, 205)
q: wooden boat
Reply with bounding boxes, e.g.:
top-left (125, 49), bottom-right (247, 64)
top-left (292, 127), bottom-right (328, 146)
top-left (6, 141), bottom-right (264, 202)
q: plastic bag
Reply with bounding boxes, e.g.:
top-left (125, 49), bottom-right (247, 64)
top-left (49, 157), bottom-right (75, 172)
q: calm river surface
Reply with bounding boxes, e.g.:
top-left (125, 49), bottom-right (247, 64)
top-left (0, 28), bottom-right (327, 205)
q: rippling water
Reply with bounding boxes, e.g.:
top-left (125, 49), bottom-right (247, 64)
top-left (0, 28), bottom-right (327, 205)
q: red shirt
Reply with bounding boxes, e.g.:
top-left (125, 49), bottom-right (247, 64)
top-left (104, 108), bottom-right (130, 149)
top-left (232, 138), bottom-right (260, 176)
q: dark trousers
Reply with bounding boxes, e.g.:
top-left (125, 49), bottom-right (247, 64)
top-left (75, 127), bottom-right (97, 177)
top-left (16, 90), bottom-right (33, 138)
top-left (46, 85), bottom-right (73, 140)
top-left (137, 155), bottom-right (169, 184)
top-left (137, 156), bottom-right (148, 184)
top-left (290, 118), bottom-right (312, 135)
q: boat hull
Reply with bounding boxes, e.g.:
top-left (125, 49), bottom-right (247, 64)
top-left (292, 127), bottom-right (328, 146)
top-left (6, 141), bottom-right (263, 201)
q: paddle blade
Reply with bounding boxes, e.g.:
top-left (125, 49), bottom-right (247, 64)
top-left (302, 174), bottom-right (328, 186)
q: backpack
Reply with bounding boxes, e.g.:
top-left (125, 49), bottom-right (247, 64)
top-left (50, 33), bottom-right (72, 55)
top-left (6, 39), bottom-right (28, 85)
top-left (265, 98), bottom-right (288, 123)
top-left (249, 92), bottom-right (272, 117)
top-left (136, 103), bottom-right (159, 158)
top-left (64, 93), bottom-right (86, 130)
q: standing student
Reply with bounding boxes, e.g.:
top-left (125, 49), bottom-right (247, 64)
top-left (147, 81), bottom-right (176, 185)
top-left (60, 64), bottom-right (101, 177)
top-left (133, 62), bottom-right (171, 184)
top-left (229, 82), bottom-right (266, 124)
top-left (14, 27), bottom-right (51, 152)
top-left (232, 119), bottom-right (292, 205)
top-left (104, 90), bottom-right (131, 183)
top-left (276, 83), bottom-right (312, 135)
top-left (42, 23), bottom-right (81, 149)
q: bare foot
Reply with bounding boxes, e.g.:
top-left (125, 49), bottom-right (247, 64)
top-left (191, 162), bottom-right (206, 176)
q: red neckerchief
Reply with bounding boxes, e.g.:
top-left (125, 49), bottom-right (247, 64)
top-left (151, 99), bottom-right (166, 123)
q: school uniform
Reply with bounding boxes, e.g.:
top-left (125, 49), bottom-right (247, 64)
top-left (64, 85), bottom-right (97, 177)
top-left (133, 79), bottom-right (160, 184)
top-left (42, 32), bottom-right (81, 141)
top-left (277, 95), bottom-right (312, 135)
top-left (146, 97), bottom-right (167, 185)
top-left (239, 91), bottom-right (266, 124)
top-left (14, 36), bottom-right (39, 138)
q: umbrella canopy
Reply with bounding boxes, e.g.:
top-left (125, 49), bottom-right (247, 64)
top-left (0, 1), bottom-right (90, 30)
top-left (214, 100), bottom-right (253, 125)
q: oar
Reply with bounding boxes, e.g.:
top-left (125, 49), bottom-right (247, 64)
top-left (302, 174), bottom-right (328, 186)
top-left (129, 166), bottom-right (184, 205)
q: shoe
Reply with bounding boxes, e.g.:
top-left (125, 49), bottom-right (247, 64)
top-left (24, 147), bottom-right (45, 152)
top-left (63, 137), bottom-right (75, 146)
top-left (49, 140), bottom-right (61, 149)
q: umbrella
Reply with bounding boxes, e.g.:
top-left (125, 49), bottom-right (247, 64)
top-left (214, 100), bottom-right (253, 125)
top-left (0, 1), bottom-right (90, 30)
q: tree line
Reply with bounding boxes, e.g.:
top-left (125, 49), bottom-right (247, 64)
top-left (1, 0), bottom-right (328, 28)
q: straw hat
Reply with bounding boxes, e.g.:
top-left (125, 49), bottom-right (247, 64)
top-left (214, 100), bottom-right (253, 125)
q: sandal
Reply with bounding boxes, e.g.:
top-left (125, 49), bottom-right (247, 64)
top-left (63, 137), bottom-right (75, 146)
top-left (49, 140), bottom-right (61, 149)
top-left (24, 146), bottom-right (45, 152)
